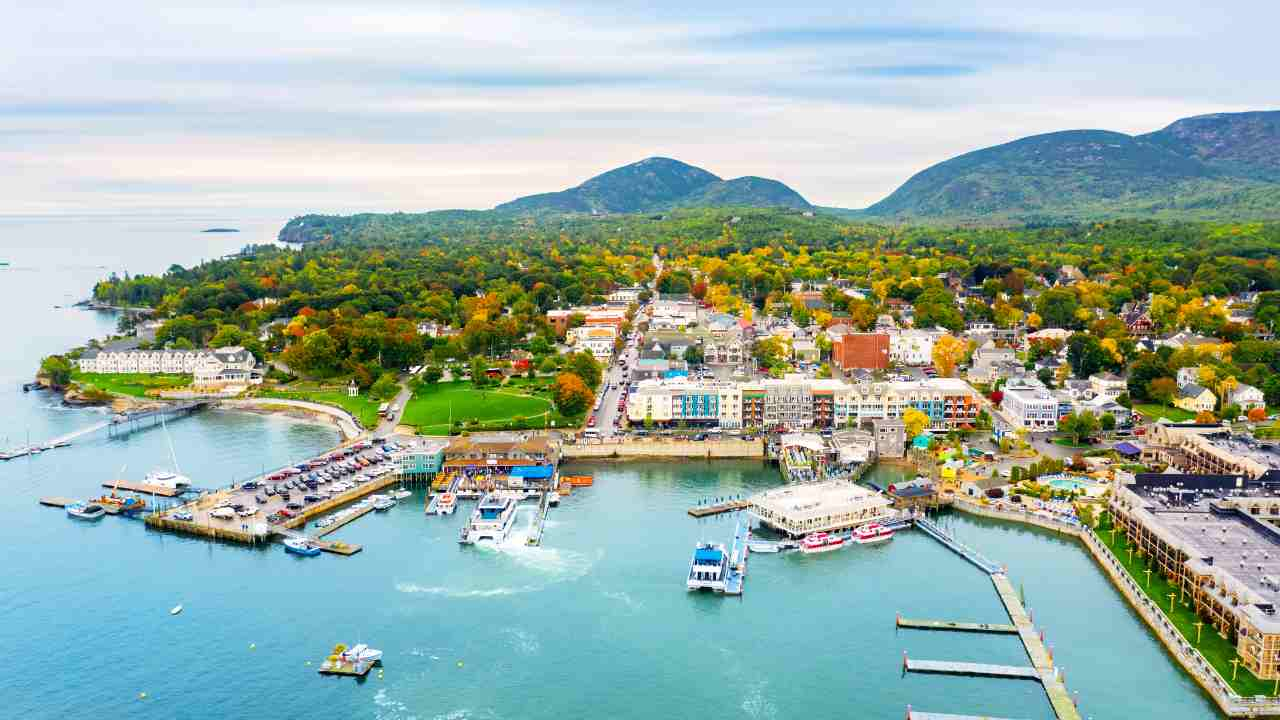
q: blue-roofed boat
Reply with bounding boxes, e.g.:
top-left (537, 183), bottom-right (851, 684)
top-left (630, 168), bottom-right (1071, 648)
top-left (686, 542), bottom-right (728, 592)
top-left (459, 492), bottom-right (518, 544)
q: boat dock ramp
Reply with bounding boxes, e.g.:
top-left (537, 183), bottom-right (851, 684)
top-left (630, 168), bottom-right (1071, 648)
top-left (38, 497), bottom-right (78, 508)
top-left (526, 491), bottom-right (553, 547)
top-left (914, 517), bottom-right (1002, 575)
top-left (722, 518), bottom-right (748, 595)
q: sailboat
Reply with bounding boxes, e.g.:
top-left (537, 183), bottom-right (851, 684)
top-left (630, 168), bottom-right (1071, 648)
top-left (145, 414), bottom-right (192, 490)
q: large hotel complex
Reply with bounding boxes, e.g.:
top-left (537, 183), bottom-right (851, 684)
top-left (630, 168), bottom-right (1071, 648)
top-left (625, 374), bottom-right (981, 431)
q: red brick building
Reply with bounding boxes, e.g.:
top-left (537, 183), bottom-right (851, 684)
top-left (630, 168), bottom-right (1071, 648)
top-left (832, 333), bottom-right (890, 371)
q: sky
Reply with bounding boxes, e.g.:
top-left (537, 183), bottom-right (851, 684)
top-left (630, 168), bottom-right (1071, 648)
top-left (2, 1), bottom-right (1276, 217)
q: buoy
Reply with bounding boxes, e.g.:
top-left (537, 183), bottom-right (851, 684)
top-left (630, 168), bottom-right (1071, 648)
top-left (138, 692), bottom-right (147, 700)
top-left (457, 661), bottom-right (464, 668)
top-left (249, 643), bottom-right (256, 650)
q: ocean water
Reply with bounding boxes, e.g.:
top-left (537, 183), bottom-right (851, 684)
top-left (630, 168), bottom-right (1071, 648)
top-left (0, 216), bottom-right (1222, 718)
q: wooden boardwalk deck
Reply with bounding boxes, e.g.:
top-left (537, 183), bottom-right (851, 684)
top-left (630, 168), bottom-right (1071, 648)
top-left (904, 658), bottom-right (1039, 680)
top-left (907, 712), bottom-right (1024, 720)
top-left (897, 617), bottom-right (1018, 634)
top-left (100, 479), bottom-right (181, 497)
top-left (992, 574), bottom-right (1082, 720)
top-left (687, 499), bottom-right (748, 517)
top-left (39, 497), bottom-right (78, 508)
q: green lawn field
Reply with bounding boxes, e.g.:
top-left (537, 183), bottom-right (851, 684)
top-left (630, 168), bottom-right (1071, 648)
top-left (71, 371), bottom-right (192, 398)
top-left (256, 388), bottom-right (382, 428)
top-left (402, 381), bottom-right (563, 435)
top-left (1132, 404), bottom-right (1196, 423)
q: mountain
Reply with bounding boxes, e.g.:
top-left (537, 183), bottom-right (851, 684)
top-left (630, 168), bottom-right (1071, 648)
top-left (494, 157), bottom-right (811, 214)
top-left (865, 110), bottom-right (1280, 222)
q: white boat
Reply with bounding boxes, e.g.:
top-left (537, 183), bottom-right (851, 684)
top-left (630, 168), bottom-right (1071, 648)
top-left (66, 502), bottom-right (106, 520)
top-left (436, 492), bottom-right (457, 515)
top-left (799, 532), bottom-right (845, 555)
top-left (170, 604), bottom-right (183, 616)
top-left (746, 541), bottom-right (781, 553)
top-left (459, 493), bottom-right (518, 544)
top-left (341, 643), bottom-right (383, 665)
top-left (854, 522), bottom-right (895, 545)
top-left (372, 495), bottom-right (395, 511)
top-left (391, 490), bottom-right (411, 500)
top-left (547, 493), bottom-right (560, 507)
top-left (284, 538), bottom-right (321, 557)
top-left (687, 542), bottom-right (728, 591)
top-left (145, 469), bottom-right (192, 490)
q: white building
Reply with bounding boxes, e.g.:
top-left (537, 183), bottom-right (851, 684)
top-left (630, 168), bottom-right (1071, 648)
top-left (1230, 384), bottom-right (1266, 411)
top-left (193, 347), bottom-right (258, 386)
top-left (1089, 372), bottom-right (1127, 400)
top-left (566, 325), bottom-right (617, 360)
top-left (1002, 385), bottom-right (1060, 431)
top-left (650, 297), bottom-right (699, 330)
top-left (608, 286), bottom-right (644, 304)
top-left (625, 377), bottom-right (742, 428)
top-left (889, 329), bottom-right (946, 366)
top-left (79, 346), bottom-right (260, 387)
top-left (749, 480), bottom-right (894, 538)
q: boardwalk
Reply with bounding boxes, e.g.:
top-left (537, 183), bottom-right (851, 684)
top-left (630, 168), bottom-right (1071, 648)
top-left (904, 658), bottom-right (1039, 680)
top-left (914, 517), bottom-right (1002, 574)
top-left (992, 574), bottom-right (1082, 720)
top-left (896, 616), bottom-right (1018, 634)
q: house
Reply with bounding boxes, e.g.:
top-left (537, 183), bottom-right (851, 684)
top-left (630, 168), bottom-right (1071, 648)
top-left (1089, 372), bottom-right (1127, 400)
top-left (566, 325), bottom-right (617, 360)
top-left (968, 341), bottom-right (1018, 385)
top-left (791, 339), bottom-right (819, 364)
top-left (1230, 383), bottom-right (1266, 411)
top-left (962, 474), bottom-right (1006, 499)
top-left (607, 286), bottom-right (644, 304)
top-left (832, 333), bottom-right (890, 372)
top-left (650, 296), bottom-right (699, 330)
top-left (1057, 265), bottom-right (1085, 284)
top-left (1159, 331), bottom-right (1219, 351)
top-left (824, 323), bottom-right (852, 344)
top-left (888, 329), bottom-right (945, 366)
top-left (1176, 366), bottom-right (1202, 388)
top-left (1174, 383), bottom-right (1216, 413)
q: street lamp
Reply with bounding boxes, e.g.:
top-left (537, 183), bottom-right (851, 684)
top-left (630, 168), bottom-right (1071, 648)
top-left (1195, 621), bottom-right (1204, 645)
top-left (1231, 657), bottom-right (1241, 683)
top-left (1144, 568), bottom-right (1152, 588)
top-left (1168, 593), bottom-right (1176, 613)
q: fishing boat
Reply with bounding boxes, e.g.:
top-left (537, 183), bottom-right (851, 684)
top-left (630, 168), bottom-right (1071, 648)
top-left (66, 502), bottom-right (106, 520)
top-left (93, 493), bottom-right (147, 515)
top-left (854, 522), bottom-right (894, 545)
top-left (799, 531), bottom-right (845, 555)
top-left (284, 538), bottom-right (322, 557)
top-left (459, 492), bottom-right (518, 544)
top-left (372, 495), bottom-right (395, 512)
top-left (686, 542), bottom-right (728, 591)
top-left (436, 492), bottom-right (457, 515)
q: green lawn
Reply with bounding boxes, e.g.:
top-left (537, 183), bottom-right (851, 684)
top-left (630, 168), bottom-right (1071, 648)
top-left (1132, 404), bottom-right (1196, 423)
top-left (402, 381), bottom-right (565, 435)
top-left (71, 371), bottom-right (192, 398)
top-left (1097, 513), bottom-right (1276, 696)
top-left (256, 388), bottom-right (382, 428)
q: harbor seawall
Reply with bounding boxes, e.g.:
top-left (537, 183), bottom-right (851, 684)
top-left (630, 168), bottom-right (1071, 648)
top-left (561, 438), bottom-right (763, 460)
top-left (949, 497), bottom-right (1084, 536)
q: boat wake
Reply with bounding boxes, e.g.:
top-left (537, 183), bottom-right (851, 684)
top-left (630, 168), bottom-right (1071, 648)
top-left (372, 688), bottom-right (419, 720)
top-left (601, 590), bottom-right (644, 611)
top-left (500, 627), bottom-right (541, 655)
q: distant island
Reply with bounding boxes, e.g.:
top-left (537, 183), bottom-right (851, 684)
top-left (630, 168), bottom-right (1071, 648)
top-left (201, 227), bottom-right (240, 233)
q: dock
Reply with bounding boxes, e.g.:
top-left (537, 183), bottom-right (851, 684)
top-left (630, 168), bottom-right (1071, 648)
top-left (906, 711), bottom-right (1024, 720)
top-left (38, 497), bottom-right (78, 508)
top-left (897, 616), bottom-right (1018, 634)
top-left (317, 657), bottom-right (377, 676)
top-left (526, 492), bottom-right (552, 546)
top-left (313, 504), bottom-right (376, 538)
top-left (723, 517), bottom-right (749, 595)
top-left (904, 657), bottom-right (1039, 680)
top-left (914, 517), bottom-right (1002, 574)
top-left (992, 573), bottom-right (1081, 720)
top-left (100, 479), bottom-right (181, 497)
top-left (687, 499), bottom-right (749, 517)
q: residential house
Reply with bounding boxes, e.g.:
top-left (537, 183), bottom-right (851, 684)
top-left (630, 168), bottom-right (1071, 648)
top-left (1174, 383), bottom-right (1216, 414)
top-left (1230, 384), bottom-right (1266, 412)
top-left (968, 341), bottom-right (1017, 385)
top-left (1089, 372), bottom-right (1127, 400)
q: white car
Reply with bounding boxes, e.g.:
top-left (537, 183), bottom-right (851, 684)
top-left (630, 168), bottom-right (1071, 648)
top-left (210, 507), bottom-right (235, 520)
top-left (236, 506), bottom-right (259, 517)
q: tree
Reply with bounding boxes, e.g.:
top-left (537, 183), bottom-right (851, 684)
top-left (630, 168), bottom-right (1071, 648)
top-left (1060, 411), bottom-right (1098, 444)
top-left (1149, 377), bottom-right (1178, 407)
top-left (1127, 353), bottom-right (1170, 401)
top-left (931, 335), bottom-right (965, 378)
top-left (683, 344), bottom-right (705, 365)
top-left (1066, 334), bottom-right (1109, 379)
top-left (1035, 288), bottom-right (1079, 328)
top-left (1195, 410), bottom-right (1217, 424)
top-left (552, 372), bottom-right (594, 416)
top-left (1249, 407), bottom-right (1268, 422)
top-left (422, 365), bottom-right (444, 384)
top-left (1100, 412), bottom-right (1116, 431)
top-left (469, 355), bottom-right (489, 386)
top-left (903, 408), bottom-right (930, 439)
top-left (537, 356), bottom-right (558, 375)
top-left (567, 351), bottom-right (602, 390)
top-left (370, 373), bottom-right (399, 401)
top-left (39, 355), bottom-right (73, 387)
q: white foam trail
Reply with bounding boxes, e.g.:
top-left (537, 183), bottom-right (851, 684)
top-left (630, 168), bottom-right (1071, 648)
top-left (373, 688), bottom-right (420, 720)
top-left (602, 590), bottom-right (644, 611)
top-left (500, 627), bottom-right (541, 655)
top-left (395, 583), bottom-right (538, 598)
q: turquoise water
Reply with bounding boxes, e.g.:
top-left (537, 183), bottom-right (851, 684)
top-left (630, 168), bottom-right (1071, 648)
top-left (1044, 475), bottom-right (1096, 492)
top-left (0, 217), bottom-right (1224, 718)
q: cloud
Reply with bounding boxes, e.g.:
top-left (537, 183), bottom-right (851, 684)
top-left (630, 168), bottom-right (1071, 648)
top-left (841, 64), bottom-right (980, 78)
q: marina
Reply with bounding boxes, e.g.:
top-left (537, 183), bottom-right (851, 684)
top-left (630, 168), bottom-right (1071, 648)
top-left (904, 657), bottom-right (1040, 680)
top-left (896, 616), bottom-right (1019, 634)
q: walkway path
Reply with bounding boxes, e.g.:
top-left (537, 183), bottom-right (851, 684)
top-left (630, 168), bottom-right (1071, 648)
top-left (219, 398), bottom-right (363, 440)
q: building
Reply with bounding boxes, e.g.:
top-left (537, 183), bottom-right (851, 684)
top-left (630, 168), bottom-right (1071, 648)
top-left (1141, 424), bottom-right (1280, 479)
top-left (1109, 473), bottom-right (1280, 679)
top-left (1002, 384), bottom-right (1060, 431)
top-left (79, 346), bottom-right (260, 387)
top-left (1089, 372), bottom-right (1127, 400)
top-left (650, 296), bottom-right (699, 330)
top-left (791, 339), bottom-right (819, 364)
top-left (871, 418), bottom-right (905, 458)
top-left (968, 341), bottom-right (1018, 385)
top-left (832, 333), bottom-right (890, 372)
top-left (395, 438), bottom-right (450, 481)
top-left (624, 377), bottom-right (742, 428)
top-left (1174, 383), bottom-right (1216, 414)
top-left (607, 286), bottom-right (644, 304)
top-left (1231, 384), bottom-right (1267, 411)
top-left (567, 325), bottom-right (617, 360)
top-left (546, 306), bottom-right (627, 337)
top-left (749, 480), bottom-right (893, 538)
top-left (888, 329), bottom-right (944, 366)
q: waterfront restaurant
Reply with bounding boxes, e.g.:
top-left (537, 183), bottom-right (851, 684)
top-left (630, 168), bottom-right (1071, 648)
top-left (394, 438), bottom-right (450, 482)
top-left (1110, 472), bottom-right (1280, 679)
top-left (749, 480), bottom-right (893, 538)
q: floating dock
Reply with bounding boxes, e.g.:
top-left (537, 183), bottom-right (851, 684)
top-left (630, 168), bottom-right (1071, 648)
top-left (896, 616), bottom-right (1018, 634)
top-left (317, 657), bottom-right (377, 676)
top-left (38, 497), bottom-right (78, 508)
top-left (526, 492), bottom-right (552, 547)
top-left (914, 517), bottom-right (1002, 574)
top-left (907, 711), bottom-right (1024, 720)
top-left (904, 657), bottom-right (1039, 680)
top-left (687, 499), bottom-right (749, 517)
top-left (992, 573), bottom-right (1081, 720)
top-left (314, 504), bottom-right (376, 538)
top-left (101, 480), bottom-right (181, 497)
top-left (722, 518), bottom-right (748, 595)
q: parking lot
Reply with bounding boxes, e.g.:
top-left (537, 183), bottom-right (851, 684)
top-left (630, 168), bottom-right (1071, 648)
top-left (165, 438), bottom-right (406, 533)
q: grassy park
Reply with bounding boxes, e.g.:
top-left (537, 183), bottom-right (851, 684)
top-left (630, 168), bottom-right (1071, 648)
top-left (402, 381), bottom-right (570, 435)
top-left (1132, 404), bottom-right (1196, 423)
top-left (71, 371), bottom-right (192, 398)
top-left (1097, 513), bottom-right (1275, 696)
top-left (257, 387), bottom-right (383, 428)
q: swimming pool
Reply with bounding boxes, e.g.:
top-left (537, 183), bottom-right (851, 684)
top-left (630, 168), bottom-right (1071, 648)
top-left (1043, 474), bottom-right (1095, 491)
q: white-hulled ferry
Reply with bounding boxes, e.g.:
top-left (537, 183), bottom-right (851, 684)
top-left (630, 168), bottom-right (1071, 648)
top-left (799, 531), bottom-right (845, 554)
top-left (459, 493), bottom-right (518, 544)
top-left (854, 522), bottom-right (894, 545)
top-left (436, 492), bottom-right (457, 515)
top-left (686, 542), bottom-right (728, 591)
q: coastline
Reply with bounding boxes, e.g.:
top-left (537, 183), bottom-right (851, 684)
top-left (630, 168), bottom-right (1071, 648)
top-left (216, 398), bottom-right (363, 441)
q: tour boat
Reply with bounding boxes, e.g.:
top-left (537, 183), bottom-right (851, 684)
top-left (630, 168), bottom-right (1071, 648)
top-left (799, 531), bottom-right (845, 554)
top-left (459, 493), bottom-right (518, 544)
top-left (66, 502), bottom-right (106, 520)
top-left (686, 542), bottom-right (729, 591)
top-left (854, 522), bottom-right (895, 545)
top-left (284, 538), bottom-right (322, 556)
top-left (436, 492), bottom-right (457, 515)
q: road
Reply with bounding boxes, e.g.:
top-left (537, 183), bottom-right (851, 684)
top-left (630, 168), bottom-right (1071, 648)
top-left (594, 339), bottom-right (639, 438)
top-left (374, 378), bottom-right (414, 437)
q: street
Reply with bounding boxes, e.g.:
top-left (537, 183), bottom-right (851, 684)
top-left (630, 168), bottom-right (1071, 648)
top-left (593, 337), bottom-right (639, 438)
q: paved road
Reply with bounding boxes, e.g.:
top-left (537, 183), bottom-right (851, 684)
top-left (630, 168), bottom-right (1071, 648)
top-left (374, 378), bottom-right (414, 437)
top-left (594, 341), bottom-right (639, 438)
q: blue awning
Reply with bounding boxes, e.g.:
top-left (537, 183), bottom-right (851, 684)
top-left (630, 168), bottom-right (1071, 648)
top-left (510, 465), bottom-right (554, 479)
top-left (1114, 441), bottom-right (1142, 456)
top-left (694, 547), bottom-right (723, 563)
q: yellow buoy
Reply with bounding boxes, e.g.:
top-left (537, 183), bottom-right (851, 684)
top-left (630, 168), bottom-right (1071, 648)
top-left (249, 643), bottom-right (256, 650)
top-left (457, 661), bottom-right (463, 668)
top-left (138, 692), bottom-right (147, 700)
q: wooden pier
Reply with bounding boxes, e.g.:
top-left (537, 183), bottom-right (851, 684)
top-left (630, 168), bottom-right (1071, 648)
top-left (992, 573), bottom-right (1082, 720)
top-left (39, 497), bottom-right (77, 508)
top-left (904, 658), bottom-right (1039, 680)
top-left (896, 616), bottom-right (1018, 634)
top-left (914, 517), bottom-right (1001, 574)
top-left (907, 711), bottom-right (1024, 720)
top-left (314, 504), bottom-right (376, 538)
top-left (100, 479), bottom-right (181, 497)
top-left (687, 499), bottom-right (749, 517)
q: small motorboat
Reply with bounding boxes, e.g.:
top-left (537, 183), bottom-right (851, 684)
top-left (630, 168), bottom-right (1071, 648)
top-left (436, 492), bottom-right (457, 515)
top-left (66, 502), bottom-right (106, 520)
top-left (391, 490), bottom-right (411, 500)
top-left (747, 541), bottom-right (781, 553)
top-left (341, 643), bottom-right (383, 665)
top-left (284, 538), bottom-right (321, 557)
top-left (372, 495), bottom-right (396, 512)
top-left (170, 604), bottom-right (184, 616)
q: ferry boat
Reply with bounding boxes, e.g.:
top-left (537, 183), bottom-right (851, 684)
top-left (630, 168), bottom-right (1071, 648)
top-left (66, 502), bottom-right (106, 520)
top-left (459, 493), bottom-right (518, 544)
top-left (686, 542), bottom-right (729, 591)
top-left (284, 538), bottom-right (322, 557)
top-left (799, 531), bottom-right (845, 554)
top-left (854, 522), bottom-right (894, 545)
top-left (436, 492), bottom-right (457, 515)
